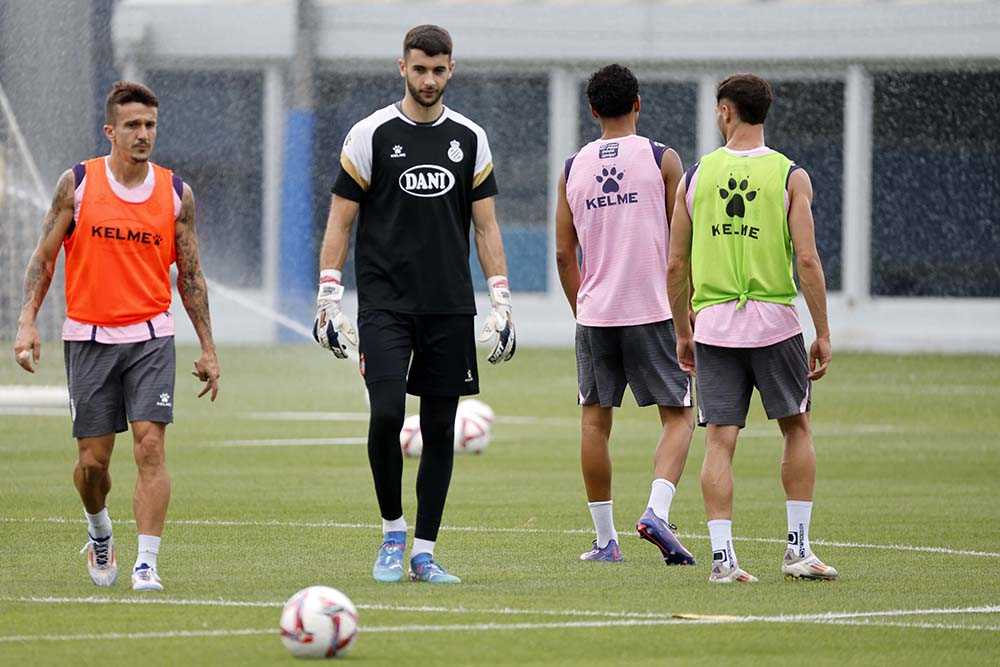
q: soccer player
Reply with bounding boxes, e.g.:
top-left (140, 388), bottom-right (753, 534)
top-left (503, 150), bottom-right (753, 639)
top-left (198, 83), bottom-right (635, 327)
top-left (667, 73), bottom-right (838, 583)
top-left (314, 25), bottom-right (515, 584)
top-left (12, 81), bottom-right (220, 591)
top-left (555, 64), bottom-right (696, 565)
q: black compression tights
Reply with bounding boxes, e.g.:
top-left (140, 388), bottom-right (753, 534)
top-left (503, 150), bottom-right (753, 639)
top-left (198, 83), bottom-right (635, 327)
top-left (366, 381), bottom-right (458, 542)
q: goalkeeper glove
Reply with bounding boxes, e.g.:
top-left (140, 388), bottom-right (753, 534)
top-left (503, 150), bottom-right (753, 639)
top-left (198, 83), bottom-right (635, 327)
top-left (478, 275), bottom-right (516, 364)
top-left (313, 269), bottom-right (358, 359)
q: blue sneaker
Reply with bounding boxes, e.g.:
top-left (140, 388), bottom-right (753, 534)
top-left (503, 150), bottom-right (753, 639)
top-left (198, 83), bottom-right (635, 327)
top-left (372, 531), bottom-right (406, 582)
top-left (579, 539), bottom-right (623, 562)
top-left (636, 508), bottom-right (696, 565)
top-left (409, 553), bottom-right (461, 584)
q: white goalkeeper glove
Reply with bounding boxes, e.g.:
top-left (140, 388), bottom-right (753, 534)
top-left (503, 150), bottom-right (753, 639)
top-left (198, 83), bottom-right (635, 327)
top-left (478, 275), bottom-right (516, 364)
top-left (313, 269), bottom-right (358, 359)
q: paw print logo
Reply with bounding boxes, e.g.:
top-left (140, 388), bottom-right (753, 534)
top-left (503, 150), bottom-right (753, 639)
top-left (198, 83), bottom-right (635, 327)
top-left (718, 174), bottom-right (758, 218)
top-left (153, 234), bottom-right (163, 246)
top-left (595, 166), bottom-right (624, 194)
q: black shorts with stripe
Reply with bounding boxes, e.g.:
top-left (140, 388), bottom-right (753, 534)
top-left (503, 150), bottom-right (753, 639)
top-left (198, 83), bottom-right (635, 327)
top-left (694, 334), bottom-right (811, 428)
top-left (576, 319), bottom-right (691, 408)
top-left (64, 337), bottom-right (176, 438)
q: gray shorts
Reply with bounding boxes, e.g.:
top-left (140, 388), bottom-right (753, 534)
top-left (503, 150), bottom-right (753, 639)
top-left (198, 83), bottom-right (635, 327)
top-left (64, 337), bottom-right (176, 438)
top-left (694, 334), bottom-right (811, 428)
top-left (576, 319), bottom-right (692, 408)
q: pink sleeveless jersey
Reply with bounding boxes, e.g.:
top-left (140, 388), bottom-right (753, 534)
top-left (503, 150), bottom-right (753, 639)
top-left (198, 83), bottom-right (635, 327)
top-left (565, 135), bottom-right (671, 327)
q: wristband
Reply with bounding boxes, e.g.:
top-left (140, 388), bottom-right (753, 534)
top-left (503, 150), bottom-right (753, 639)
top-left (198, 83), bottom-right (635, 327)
top-left (320, 269), bottom-right (343, 285)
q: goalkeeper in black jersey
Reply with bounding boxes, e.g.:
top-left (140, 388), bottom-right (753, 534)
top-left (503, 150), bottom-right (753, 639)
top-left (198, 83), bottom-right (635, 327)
top-left (313, 24), bottom-right (516, 584)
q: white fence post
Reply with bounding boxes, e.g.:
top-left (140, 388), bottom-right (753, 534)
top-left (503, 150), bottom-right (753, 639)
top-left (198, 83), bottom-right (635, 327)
top-left (842, 64), bottom-right (874, 307)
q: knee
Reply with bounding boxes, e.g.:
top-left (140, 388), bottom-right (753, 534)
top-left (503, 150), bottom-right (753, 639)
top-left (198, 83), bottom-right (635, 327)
top-left (370, 402), bottom-right (405, 435)
top-left (134, 433), bottom-right (166, 469)
top-left (779, 414), bottom-right (811, 441)
top-left (78, 448), bottom-right (110, 479)
top-left (580, 409), bottom-right (612, 440)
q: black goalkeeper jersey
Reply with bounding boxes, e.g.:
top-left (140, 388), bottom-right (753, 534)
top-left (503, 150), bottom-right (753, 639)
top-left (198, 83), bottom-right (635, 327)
top-left (331, 103), bottom-right (499, 315)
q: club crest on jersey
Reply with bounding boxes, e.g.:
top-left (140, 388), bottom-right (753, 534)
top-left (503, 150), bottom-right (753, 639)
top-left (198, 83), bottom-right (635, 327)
top-left (398, 164), bottom-right (455, 198)
top-left (447, 140), bottom-right (463, 163)
top-left (390, 145), bottom-right (406, 158)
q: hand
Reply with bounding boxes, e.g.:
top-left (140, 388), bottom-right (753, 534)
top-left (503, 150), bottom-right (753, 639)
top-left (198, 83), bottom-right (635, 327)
top-left (808, 336), bottom-right (831, 380)
top-left (192, 349), bottom-right (221, 401)
top-left (313, 271), bottom-right (358, 359)
top-left (676, 335), bottom-right (695, 375)
top-left (479, 276), bottom-right (516, 364)
top-left (13, 322), bottom-right (40, 373)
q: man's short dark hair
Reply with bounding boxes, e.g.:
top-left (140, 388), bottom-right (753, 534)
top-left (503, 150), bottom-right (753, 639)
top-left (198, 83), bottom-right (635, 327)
top-left (403, 24), bottom-right (453, 58)
top-left (586, 64), bottom-right (639, 119)
top-left (105, 80), bottom-right (158, 124)
top-left (716, 74), bottom-right (772, 125)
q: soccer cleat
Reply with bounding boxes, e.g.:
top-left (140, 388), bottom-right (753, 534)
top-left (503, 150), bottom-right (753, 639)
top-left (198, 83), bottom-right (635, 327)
top-left (709, 560), bottom-right (758, 584)
top-left (409, 553), bottom-right (461, 584)
top-left (782, 550), bottom-right (839, 580)
top-left (372, 531), bottom-right (406, 583)
top-left (80, 534), bottom-right (118, 587)
top-left (636, 508), bottom-right (696, 565)
top-left (131, 563), bottom-right (163, 591)
top-left (579, 539), bottom-right (623, 562)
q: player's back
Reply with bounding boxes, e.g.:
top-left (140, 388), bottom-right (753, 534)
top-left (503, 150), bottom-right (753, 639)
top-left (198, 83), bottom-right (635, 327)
top-left (565, 135), bottom-right (671, 327)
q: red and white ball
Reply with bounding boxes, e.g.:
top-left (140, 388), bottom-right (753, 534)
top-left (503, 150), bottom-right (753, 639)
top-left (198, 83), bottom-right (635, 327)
top-left (399, 414), bottom-right (423, 458)
top-left (455, 399), bottom-right (494, 454)
top-left (398, 400), bottom-right (494, 457)
top-left (279, 586), bottom-right (358, 659)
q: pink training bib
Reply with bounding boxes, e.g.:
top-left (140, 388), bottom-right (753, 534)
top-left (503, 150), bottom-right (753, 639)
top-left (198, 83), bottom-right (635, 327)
top-left (565, 135), bottom-right (671, 327)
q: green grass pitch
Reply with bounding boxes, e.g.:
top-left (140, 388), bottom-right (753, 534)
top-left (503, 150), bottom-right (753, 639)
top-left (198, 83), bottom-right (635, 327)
top-left (1, 344), bottom-right (998, 665)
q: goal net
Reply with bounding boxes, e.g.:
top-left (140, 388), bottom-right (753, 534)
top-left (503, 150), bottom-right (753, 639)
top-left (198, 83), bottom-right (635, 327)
top-left (0, 81), bottom-right (64, 341)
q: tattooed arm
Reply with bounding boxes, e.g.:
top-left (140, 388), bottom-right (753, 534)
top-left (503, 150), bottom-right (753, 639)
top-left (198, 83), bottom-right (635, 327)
top-left (174, 184), bottom-right (221, 400)
top-left (13, 170), bottom-right (76, 372)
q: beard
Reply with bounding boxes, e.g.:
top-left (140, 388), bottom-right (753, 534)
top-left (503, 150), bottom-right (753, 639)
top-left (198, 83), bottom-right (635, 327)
top-left (406, 78), bottom-right (446, 108)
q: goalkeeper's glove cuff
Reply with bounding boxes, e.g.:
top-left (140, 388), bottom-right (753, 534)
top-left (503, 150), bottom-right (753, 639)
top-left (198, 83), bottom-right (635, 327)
top-left (318, 269), bottom-right (344, 301)
top-left (487, 275), bottom-right (511, 311)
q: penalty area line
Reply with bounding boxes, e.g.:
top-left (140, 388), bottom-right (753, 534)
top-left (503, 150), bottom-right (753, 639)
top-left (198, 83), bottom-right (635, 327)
top-left (2, 516), bottom-right (997, 559)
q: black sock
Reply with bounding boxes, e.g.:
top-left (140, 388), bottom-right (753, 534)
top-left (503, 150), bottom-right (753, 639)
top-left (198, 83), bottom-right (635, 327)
top-left (415, 395), bottom-right (459, 542)
top-left (366, 380), bottom-right (407, 523)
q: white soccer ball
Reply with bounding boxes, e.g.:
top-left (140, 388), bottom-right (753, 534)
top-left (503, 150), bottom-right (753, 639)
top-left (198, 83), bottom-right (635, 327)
top-left (399, 414), bottom-right (423, 458)
top-left (455, 399), bottom-right (493, 454)
top-left (279, 586), bottom-right (358, 659)
top-left (457, 398), bottom-right (495, 427)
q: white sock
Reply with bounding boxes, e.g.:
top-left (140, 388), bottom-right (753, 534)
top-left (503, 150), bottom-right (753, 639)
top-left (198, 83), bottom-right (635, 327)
top-left (135, 534), bottom-right (160, 570)
top-left (786, 500), bottom-right (813, 558)
top-left (647, 479), bottom-right (676, 523)
top-left (708, 519), bottom-right (736, 567)
top-left (84, 508), bottom-right (112, 539)
top-left (588, 500), bottom-right (618, 548)
top-left (382, 516), bottom-right (407, 535)
top-left (411, 538), bottom-right (435, 558)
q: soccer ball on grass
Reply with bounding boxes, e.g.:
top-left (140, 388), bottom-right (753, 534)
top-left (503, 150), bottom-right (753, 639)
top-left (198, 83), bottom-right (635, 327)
top-left (279, 586), bottom-right (358, 659)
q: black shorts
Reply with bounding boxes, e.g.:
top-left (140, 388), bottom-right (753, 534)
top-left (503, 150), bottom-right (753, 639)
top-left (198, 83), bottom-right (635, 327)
top-left (64, 337), bottom-right (176, 438)
top-left (694, 334), bottom-right (811, 428)
top-left (576, 319), bottom-right (692, 408)
top-left (358, 310), bottom-right (479, 397)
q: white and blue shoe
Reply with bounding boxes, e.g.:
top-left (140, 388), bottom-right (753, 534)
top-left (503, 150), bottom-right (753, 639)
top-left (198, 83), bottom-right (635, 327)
top-left (409, 553), bottom-right (461, 584)
top-left (80, 534), bottom-right (117, 587)
top-left (131, 563), bottom-right (163, 591)
top-left (372, 531), bottom-right (406, 582)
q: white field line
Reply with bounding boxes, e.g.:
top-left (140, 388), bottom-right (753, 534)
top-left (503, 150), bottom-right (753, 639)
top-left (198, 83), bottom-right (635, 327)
top-left (209, 437), bottom-right (367, 447)
top-left (3, 516), bottom-right (997, 559)
top-left (0, 407), bottom-right (66, 416)
top-left (244, 411), bottom-right (912, 437)
top-left (0, 604), bottom-right (997, 643)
